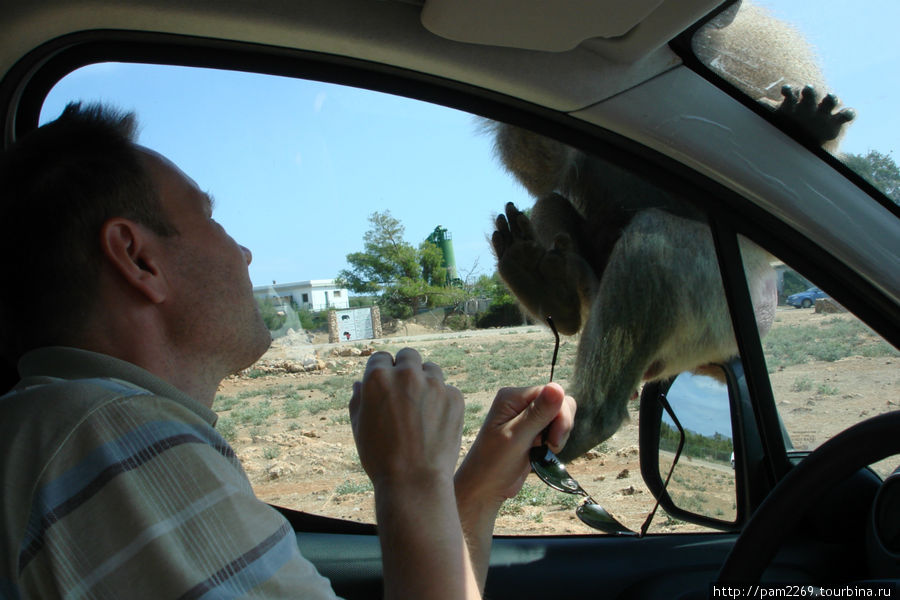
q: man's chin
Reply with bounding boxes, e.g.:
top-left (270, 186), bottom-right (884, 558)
top-left (230, 327), bottom-right (272, 375)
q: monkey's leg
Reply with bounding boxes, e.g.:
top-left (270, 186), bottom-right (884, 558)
top-left (492, 197), bottom-right (598, 335)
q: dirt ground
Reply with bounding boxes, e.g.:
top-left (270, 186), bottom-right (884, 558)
top-left (216, 307), bottom-right (898, 536)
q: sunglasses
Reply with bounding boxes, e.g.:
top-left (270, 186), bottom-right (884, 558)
top-left (528, 316), bottom-right (685, 536)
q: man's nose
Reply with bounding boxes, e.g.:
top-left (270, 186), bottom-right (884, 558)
top-left (240, 245), bottom-right (252, 265)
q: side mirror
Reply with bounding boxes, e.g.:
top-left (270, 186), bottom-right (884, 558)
top-left (639, 361), bottom-right (744, 531)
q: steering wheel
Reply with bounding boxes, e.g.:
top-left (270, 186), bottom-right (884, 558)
top-left (718, 410), bottom-right (900, 583)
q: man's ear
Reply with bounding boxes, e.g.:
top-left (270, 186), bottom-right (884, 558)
top-left (99, 218), bottom-right (168, 304)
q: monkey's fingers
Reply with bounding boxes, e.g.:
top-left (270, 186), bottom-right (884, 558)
top-left (818, 93), bottom-right (838, 115)
top-left (504, 201), bottom-right (537, 242)
top-left (832, 107), bottom-right (856, 125)
top-left (779, 84), bottom-right (800, 112)
top-left (503, 202), bottom-right (524, 238)
top-left (798, 85), bottom-right (818, 112)
top-left (492, 214), bottom-right (512, 257)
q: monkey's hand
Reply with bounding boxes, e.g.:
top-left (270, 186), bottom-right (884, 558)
top-left (775, 84), bottom-right (855, 146)
top-left (492, 202), bottom-right (597, 336)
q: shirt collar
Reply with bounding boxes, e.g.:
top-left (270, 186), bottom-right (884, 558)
top-left (17, 346), bottom-right (218, 426)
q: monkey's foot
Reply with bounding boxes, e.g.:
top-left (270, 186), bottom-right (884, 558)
top-left (492, 201), bottom-right (595, 335)
top-left (776, 85), bottom-right (855, 145)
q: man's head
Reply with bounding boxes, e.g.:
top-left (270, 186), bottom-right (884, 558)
top-left (0, 103), bottom-right (174, 362)
top-left (0, 103), bottom-right (270, 382)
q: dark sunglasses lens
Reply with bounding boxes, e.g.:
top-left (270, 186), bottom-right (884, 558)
top-left (530, 446), bottom-right (581, 493)
top-left (576, 502), bottom-right (637, 536)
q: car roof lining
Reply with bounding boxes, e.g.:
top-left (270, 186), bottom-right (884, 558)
top-left (419, 0), bottom-right (724, 58)
top-left (0, 0), bottom-right (687, 115)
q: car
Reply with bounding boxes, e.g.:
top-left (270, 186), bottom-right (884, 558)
top-left (2, 1), bottom-right (898, 598)
top-left (786, 287), bottom-right (828, 309)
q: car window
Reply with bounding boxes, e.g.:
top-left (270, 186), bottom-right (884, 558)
top-left (738, 238), bottom-right (899, 478)
top-left (691, 0), bottom-right (900, 208)
top-left (44, 62), bottom-right (746, 535)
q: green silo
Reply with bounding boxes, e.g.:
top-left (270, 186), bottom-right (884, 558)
top-left (426, 226), bottom-right (458, 284)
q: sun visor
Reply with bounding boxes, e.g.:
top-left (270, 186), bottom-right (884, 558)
top-left (421, 0), bottom-right (726, 59)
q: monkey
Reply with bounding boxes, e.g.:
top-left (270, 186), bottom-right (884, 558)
top-left (489, 1), bottom-right (855, 462)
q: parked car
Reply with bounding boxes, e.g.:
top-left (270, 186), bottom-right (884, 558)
top-left (786, 286), bottom-right (829, 308)
top-left (2, 0), bottom-right (898, 598)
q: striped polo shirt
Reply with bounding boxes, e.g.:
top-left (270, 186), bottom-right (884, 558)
top-left (0, 347), bottom-right (340, 599)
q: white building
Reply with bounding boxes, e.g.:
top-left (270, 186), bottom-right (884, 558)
top-left (253, 279), bottom-right (350, 311)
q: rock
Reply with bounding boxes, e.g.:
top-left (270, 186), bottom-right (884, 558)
top-left (616, 469), bottom-right (630, 479)
top-left (333, 347), bottom-right (363, 357)
top-left (616, 445), bottom-right (638, 458)
top-left (815, 298), bottom-right (846, 313)
top-left (583, 449), bottom-right (604, 461)
top-left (267, 461), bottom-right (291, 479)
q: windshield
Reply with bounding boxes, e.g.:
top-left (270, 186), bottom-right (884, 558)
top-left (692, 0), bottom-right (900, 206)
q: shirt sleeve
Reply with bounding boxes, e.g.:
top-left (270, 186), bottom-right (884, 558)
top-left (16, 394), bottom-right (342, 599)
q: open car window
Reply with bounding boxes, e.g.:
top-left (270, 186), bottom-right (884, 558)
top-left (43, 62), bottom-right (754, 535)
top-left (691, 0), bottom-right (900, 208)
top-left (737, 238), bottom-right (899, 478)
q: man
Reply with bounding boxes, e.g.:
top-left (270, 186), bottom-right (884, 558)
top-left (0, 103), bottom-right (575, 599)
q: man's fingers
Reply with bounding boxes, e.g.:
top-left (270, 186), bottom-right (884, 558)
top-left (364, 350), bottom-right (396, 377)
top-left (495, 383), bottom-right (565, 444)
top-left (394, 347), bottom-right (423, 369)
top-left (506, 382), bottom-right (576, 453)
top-left (349, 381), bottom-right (362, 410)
top-left (527, 383), bottom-right (566, 439)
top-left (545, 393), bottom-right (576, 453)
top-left (422, 360), bottom-right (445, 382)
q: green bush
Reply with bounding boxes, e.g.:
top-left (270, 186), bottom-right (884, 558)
top-left (780, 271), bottom-right (811, 302)
top-left (217, 418), bottom-right (236, 442)
top-left (256, 298), bottom-right (287, 331)
top-left (445, 313), bottom-right (475, 331)
top-left (349, 295), bottom-right (377, 308)
top-left (298, 308), bottom-right (329, 331)
top-left (790, 377), bottom-right (813, 392)
top-left (476, 298), bottom-right (528, 328)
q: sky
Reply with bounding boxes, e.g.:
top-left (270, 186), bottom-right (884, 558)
top-left (663, 372), bottom-right (733, 439)
top-left (753, 0), bottom-right (900, 158)
top-left (41, 68), bottom-right (534, 290)
top-left (40, 0), bottom-right (899, 290)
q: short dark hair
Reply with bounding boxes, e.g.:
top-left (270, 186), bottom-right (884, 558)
top-left (0, 102), bottom-right (176, 363)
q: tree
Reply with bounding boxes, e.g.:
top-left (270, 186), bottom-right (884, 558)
top-left (337, 211), bottom-right (463, 318)
top-left (844, 150), bottom-right (900, 205)
top-left (780, 269), bottom-right (811, 302)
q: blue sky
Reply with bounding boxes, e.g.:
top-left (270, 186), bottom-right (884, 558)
top-left (663, 373), bottom-right (733, 439)
top-left (41, 1), bottom-right (898, 289)
top-left (755, 0), bottom-right (900, 157)
top-left (43, 67), bottom-right (532, 288)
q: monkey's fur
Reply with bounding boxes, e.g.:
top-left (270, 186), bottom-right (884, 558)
top-left (490, 2), bottom-right (854, 462)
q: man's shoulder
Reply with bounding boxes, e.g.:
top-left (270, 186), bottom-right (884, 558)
top-left (0, 375), bottom-right (230, 477)
top-left (1, 374), bottom-right (203, 430)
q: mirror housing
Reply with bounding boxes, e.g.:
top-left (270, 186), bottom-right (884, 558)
top-left (639, 358), bottom-right (747, 532)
